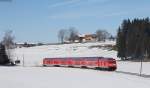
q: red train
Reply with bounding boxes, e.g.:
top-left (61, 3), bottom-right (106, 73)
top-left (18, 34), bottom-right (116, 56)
top-left (43, 57), bottom-right (117, 71)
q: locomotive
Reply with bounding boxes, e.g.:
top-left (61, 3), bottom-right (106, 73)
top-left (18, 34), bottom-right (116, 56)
top-left (43, 57), bottom-right (117, 71)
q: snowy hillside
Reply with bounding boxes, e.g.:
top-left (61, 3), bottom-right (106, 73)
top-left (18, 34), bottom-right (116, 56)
top-left (11, 41), bottom-right (150, 75)
top-left (12, 41), bottom-right (119, 66)
top-left (10, 41), bottom-right (150, 76)
top-left (1, 41), bottom-right (150, 88)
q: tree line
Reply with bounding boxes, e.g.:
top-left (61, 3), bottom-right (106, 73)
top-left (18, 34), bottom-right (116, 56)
top-left (117, 18), bottom-right (150, 60)
top-left (58, 27), bottom-right (113, 43)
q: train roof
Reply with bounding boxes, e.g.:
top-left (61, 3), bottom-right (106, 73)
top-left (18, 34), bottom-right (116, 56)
top-left (44, 57), bottom-right (115, 60)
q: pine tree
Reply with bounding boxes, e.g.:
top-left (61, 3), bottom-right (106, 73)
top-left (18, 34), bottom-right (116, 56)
top-left (117, 27), bottom-right (126, 60)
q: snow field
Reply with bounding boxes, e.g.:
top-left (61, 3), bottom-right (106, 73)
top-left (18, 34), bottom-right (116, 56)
top-left (0, 67), bottom-right (150, 88)
top-left (12, 42), bottom-right (119, 66)
top-left (1, 41), bottom-right (150, 88)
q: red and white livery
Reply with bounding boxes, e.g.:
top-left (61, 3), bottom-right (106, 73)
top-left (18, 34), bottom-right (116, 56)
top-left (43, 57), bottom-right (117, 71)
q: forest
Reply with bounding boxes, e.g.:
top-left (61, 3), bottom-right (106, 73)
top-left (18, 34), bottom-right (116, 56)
top-left (117, 18), bottom-right (150, 60)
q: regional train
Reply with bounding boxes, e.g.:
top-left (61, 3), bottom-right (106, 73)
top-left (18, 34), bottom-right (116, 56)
top-left (43, 57), bottom-right (117, 71)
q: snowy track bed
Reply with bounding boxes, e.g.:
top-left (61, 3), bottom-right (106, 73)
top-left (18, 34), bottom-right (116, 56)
top-left (0, 67), bottom-right (150, 88)
top-left (117, 61), bottom-right (150, 76)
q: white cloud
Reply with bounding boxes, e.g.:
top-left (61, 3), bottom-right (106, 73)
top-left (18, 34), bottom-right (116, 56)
top-left (49, 0), bottom-right (110, 8)
top-left (48, 0), bottom-right (133, 20)
top-left (49, 11), bottom-right (128, 20)
top-left (49, 0), bottom-right (82, 8)
top-left (49, 3), bottom-right (150, 20)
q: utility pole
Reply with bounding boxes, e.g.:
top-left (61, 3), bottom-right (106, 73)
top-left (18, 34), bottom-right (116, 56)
top-left (23, 54), bottom-right (25, 67)
top-left (139, 56), bottom-right (143, 76)
top-left (140, 49), bottom-right (148, 76)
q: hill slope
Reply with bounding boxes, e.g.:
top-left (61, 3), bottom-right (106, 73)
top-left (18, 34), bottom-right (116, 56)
top-left (12, 41), bottom-right (119, 66)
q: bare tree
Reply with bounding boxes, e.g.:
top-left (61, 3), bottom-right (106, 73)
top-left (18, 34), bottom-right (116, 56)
top-left (1, 30), bottom-right (15, 65)
top-left (58, 29), bottom-right (67, 43)
top-left (0, 43), bottom-right (10, 65)
top-left (96, 29), bottom-right (110, 41)
top-left (2, 30), bottom-right (15, 49)
top-left (68, 27), bottom-right (78, 42)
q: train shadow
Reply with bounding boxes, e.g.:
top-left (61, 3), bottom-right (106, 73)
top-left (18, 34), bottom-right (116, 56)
top-left (115, 71), bottom-right (150, 78)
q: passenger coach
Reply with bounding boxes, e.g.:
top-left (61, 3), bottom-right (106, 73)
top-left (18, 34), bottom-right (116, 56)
top-left (43, 57), bottom-right (117, 71)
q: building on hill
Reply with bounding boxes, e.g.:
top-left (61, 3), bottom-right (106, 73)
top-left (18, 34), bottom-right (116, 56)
top-left (78, 34), bottom-right (97, 42)
top-left (65, 33), bottom-right (112, 43)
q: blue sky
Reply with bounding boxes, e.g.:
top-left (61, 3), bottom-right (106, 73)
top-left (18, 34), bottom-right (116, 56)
top-left (0, 0), bottom-right (150, 43)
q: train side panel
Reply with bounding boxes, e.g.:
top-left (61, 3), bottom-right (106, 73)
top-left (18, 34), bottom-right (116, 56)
top-left (97, 58), bottom-right (117, 70)
top-left (43, 57), bottom-right (117, 71)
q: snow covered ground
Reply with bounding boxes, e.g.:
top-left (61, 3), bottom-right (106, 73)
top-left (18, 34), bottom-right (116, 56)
top-left (11, 41), bottom-right (119, 66)
top-left (0, 66), bottom-right (150, 88)
top-left (117, 61), bottom-right (150, 76)
top-left (1, 41), bottom-right (150, 88)
top-left (11, 41), bottom-right (150, 75)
